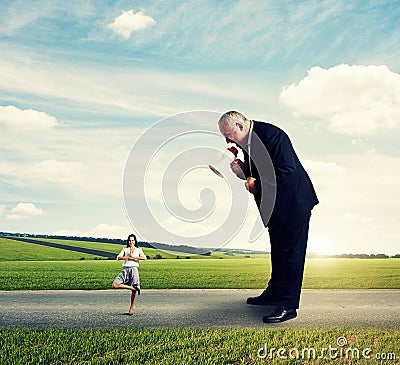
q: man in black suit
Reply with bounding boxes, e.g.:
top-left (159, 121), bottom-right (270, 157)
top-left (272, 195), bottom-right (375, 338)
top-left (218, 111), bottom-right (318, 323)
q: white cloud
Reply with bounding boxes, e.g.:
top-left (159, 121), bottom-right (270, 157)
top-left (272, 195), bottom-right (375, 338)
top-left (305, 150), bottom-right (400, 255)
top-left (0, 105), bottom-right (58, 132)
top-left (0, 156), bottom-right (123, 197)
top-left (335, 213), bottom-right (374, 224)
top-left (0, 50), bottom-right (190, 117)
top-left (0, 204), bottom-right (5, 215)
top-left (0, 158), bottom-right (92, 191)
top-left (50, 228), bottom-right (82, 237)
top-left (302, 159), bottom-right (345, 192)
top-left (159, 216), bottom-right (218, 238)
top-left (83, 223), bottom-right (132, 239)
top-left (51, 223), bottom-right (132, 240)
top-left (6, 203), bottom-right (45, 220)
top-left (107, 10), bottom-right (155, 38)
top-left (280, 64), bottom-right (400, 136)
top-left (25, 159), bottom-right (90, 189)
top-left (0, 47), bottom-right (274, 120)
top-left (351, 138), bottom-right (365, 145)
top-left (0, 123), bottom-right (139, 198)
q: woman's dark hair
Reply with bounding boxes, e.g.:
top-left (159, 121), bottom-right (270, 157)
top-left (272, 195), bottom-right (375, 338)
top-left (126, 233), bottom-right (138, 248)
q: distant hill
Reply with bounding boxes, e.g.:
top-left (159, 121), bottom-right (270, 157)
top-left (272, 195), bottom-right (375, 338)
top-left (1, 232), bottom-right (398, 257)
top-left (0, 231), bottom-right (266, 255)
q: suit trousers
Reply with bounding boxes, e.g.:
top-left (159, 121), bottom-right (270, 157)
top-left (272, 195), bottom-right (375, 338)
top-left (264, 215), bottom-right (310, 309)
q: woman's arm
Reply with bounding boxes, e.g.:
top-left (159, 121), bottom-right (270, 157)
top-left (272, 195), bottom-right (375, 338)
top-left (117, 248), bottom-right (138, 261)
top-left (127, 248), bottom-right (147, 261)
top-left (117, 255), bottom-right (132, 260)
top-left (132, 249), bottom-right (147, 261)
top-left (130, 256), bottom-right (146, 261)
top-left (116, 248), bottom-right (126, 261)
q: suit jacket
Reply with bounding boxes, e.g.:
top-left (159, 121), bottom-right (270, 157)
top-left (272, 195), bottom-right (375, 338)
top-left (242, 121), bottom-right (318, 231)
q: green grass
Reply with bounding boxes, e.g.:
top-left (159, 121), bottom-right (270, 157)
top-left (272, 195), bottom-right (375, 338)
top-left (0, 257), bottom-right (399, 290)
top-left (1, 237), bottom-right (399, 290)
top-left (22, 237), bottom-right (122, 253)
top-left (0, 238), bottom-right (105, 261)
top-left (1, 239), bottom-right (399, 363)
top-left (0, 328), bottom-right (398, 364)
top-left (302, 257), bottom-right (400, 289)
top-left (1, 237), bottom-right (262, 260)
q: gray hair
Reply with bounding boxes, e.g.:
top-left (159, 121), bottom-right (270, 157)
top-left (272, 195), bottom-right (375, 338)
top-left (218, 111), bottom-right (248, 128)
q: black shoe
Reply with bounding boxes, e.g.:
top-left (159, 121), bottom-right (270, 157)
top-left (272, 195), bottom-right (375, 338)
top-left (246, 291), bottom-right (280, 306)
top-left (262, 306), bottom-right (297, 323)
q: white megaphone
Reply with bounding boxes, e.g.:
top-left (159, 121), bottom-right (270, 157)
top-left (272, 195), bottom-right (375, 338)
top-left (209, 146), bottom-right (238, 178)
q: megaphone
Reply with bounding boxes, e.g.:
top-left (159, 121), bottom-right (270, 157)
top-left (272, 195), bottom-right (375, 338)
top-left (209, 146), bottom-right (238, 178)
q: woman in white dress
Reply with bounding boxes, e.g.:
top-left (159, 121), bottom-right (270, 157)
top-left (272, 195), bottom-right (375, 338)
top-left (112, 234), bottom-right (147, 315)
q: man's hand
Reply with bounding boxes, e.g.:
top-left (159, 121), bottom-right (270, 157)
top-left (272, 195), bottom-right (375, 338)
top-left (245, 177), bottom-right (257, 194)
top-left (230, 159), bottom-right (245, 179)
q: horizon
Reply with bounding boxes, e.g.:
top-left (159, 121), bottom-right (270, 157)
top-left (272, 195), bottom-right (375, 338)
top-left (2, 232), bottom-right (398, 257)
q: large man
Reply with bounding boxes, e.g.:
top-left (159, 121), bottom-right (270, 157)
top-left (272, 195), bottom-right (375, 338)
top-left (218, 111), bottom-right (318, 323)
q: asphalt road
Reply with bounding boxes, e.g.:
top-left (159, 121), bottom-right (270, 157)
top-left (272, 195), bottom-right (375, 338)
top-left (1, 289), bottom-right (399, 329)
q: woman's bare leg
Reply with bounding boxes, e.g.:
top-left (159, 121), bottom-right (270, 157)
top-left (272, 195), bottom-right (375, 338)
top-left (112, 282), bottom-right (134, 290)
top-left (128, 290), bottom-right (137, 314)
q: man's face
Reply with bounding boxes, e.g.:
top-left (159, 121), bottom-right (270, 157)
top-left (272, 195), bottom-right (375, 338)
top-left (218, 122), bottom-right (248, 145)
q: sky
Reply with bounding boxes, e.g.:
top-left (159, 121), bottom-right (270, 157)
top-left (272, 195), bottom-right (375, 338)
top-left (1, 0), bottom-right (400, 254)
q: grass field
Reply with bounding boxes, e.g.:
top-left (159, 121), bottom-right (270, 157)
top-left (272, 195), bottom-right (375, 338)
top-left (0, 237), bottom-right (399, 290)
top-left (0, 257), bottom-right (399, 290)
top-left (1, 237), bottom-right (262, 260)
top-left (0, 238), bottom-right (106, 261)
top-left (1, 237), bottom-right (399, 364)
top-left (0, 328), bottom-right (398, 364)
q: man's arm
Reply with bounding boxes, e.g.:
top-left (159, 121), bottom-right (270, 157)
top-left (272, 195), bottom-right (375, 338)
top-left (267, 132), bottom-right (297, 194)
top-left (251, 124), bottom-right (297, 198)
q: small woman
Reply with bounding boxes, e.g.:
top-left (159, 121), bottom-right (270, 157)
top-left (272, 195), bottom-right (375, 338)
top-left (112, 233), bottom-right (147, 315)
